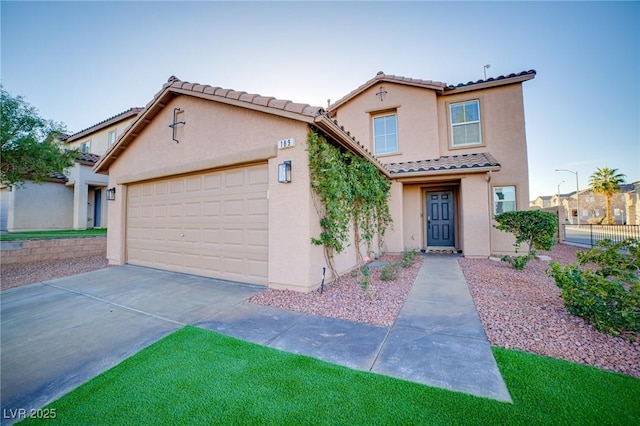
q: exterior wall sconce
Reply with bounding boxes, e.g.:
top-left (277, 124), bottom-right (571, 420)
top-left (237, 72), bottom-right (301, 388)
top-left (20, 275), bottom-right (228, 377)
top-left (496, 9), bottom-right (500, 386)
top-left (107, 187), bottom-right (116, 201)
top-left (278, 161), bottom-right (292, 183)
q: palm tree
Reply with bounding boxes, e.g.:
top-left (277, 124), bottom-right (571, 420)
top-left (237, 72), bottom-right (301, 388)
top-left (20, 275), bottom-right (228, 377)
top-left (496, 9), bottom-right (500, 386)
top-left (588, 167), bottom-right (626, 224)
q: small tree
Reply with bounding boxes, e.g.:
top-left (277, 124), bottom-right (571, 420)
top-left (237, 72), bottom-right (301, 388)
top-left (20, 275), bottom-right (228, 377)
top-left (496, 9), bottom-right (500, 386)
top-left (494, 210), bottom-right (557, 270)
top-left (1, 86), bottom-right (77, 187)
top-left (588, 167), bottom-right (626, 225)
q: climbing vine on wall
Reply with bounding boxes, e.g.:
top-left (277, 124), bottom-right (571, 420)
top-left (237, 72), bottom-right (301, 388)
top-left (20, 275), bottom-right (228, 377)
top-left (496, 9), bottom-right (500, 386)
top-left (307, 130), bottom-right (392, 283)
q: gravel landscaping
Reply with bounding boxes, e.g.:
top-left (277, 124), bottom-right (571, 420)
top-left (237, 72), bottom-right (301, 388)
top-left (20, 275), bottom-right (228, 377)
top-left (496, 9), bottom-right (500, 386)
top-left (3, 244), bottom-right (638, 378)
top-left (250, 254), bottom-right (423, 327)
top-left (1, 256), bottom-right (109, 290)
top-left (460, 244), bottom-right (639, 379)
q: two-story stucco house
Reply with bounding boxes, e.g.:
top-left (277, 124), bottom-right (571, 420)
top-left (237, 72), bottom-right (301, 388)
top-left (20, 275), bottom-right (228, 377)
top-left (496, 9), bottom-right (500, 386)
top-left (95, 70), bottom-right (535, 292)
top-left (329, 70), bottom-right (536, 258)
top-left (0, 108), bottom-right (141, 232)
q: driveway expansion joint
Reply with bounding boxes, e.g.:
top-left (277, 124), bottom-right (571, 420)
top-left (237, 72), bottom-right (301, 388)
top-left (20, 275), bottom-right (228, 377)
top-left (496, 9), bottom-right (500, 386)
top-left (43, 282), bottom-right (186, 326)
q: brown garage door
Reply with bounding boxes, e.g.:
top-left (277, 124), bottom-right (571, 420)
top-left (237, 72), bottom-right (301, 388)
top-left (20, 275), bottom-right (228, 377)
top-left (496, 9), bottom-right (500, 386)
top-left (126, 164), bottom-right (269, 285)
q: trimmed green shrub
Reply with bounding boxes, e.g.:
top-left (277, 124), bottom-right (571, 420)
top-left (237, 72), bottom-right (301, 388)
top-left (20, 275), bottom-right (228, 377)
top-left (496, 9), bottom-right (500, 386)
top-left (548, 239), bottom-right (640, 338)
top-left (494, 210), bottom-right (557, 270)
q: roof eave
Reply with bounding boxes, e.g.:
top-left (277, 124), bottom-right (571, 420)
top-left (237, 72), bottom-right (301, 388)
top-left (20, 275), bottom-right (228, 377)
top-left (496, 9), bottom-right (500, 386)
top-left (391, 165), bottom-right (501, 181)
top-left (65, 108), bottom-right (142, 143)
top-left (443, 73), bottom-right (536, 95)
top-left (329, 77), bottom-right (445, 111)
top-left (313, 115), bottom-right (391, 178)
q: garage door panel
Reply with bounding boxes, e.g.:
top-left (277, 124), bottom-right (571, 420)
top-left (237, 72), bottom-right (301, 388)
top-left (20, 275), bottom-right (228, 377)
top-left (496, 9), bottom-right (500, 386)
top-left (127, 164), bottom-right (268, 285)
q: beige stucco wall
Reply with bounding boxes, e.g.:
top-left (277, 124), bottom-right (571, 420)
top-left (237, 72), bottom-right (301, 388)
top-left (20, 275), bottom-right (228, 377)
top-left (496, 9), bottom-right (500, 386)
top-left (68, 118), bottom-right (136, 156)
top-left (333, 82), bottom-right (440, 162)
top-left (4, 181), bottom-right (74, 231)
top-left (105, 95), bottom-right (365, 292)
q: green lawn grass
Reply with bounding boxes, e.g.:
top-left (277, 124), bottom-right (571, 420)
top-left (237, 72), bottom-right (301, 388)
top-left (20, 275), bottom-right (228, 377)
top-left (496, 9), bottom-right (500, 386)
top-left (21, 326), bottom-right (640, 425)
top-left (0, 228), bottom-right (107, 240)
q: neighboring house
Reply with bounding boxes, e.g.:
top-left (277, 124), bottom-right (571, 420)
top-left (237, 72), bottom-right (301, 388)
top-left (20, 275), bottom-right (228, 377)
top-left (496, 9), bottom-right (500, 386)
top-left (573, 184), bottom-right (636, 225)
top-left (530, 195), bottom-right (552, 209)
top-left (0, 108), bottom-right (141, 232)
top-left (95, 71), bottom-right (536, 292)
top-left (625, 181), bottom-right (640, 225)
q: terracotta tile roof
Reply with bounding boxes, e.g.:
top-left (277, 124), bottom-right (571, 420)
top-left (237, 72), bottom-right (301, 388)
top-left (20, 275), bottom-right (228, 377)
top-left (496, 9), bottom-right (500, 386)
top-left (47, 171), bottom-right (68, 183)
top-left (164, 76), bottom-right (324, 118)
top-left (446, 70), bottom-right (536, 90)
top-left (75, 152), bottom-right (101, 166)
top-left (387, 153), bottom-right (501, 175)
top-left (64, 107), bottom-right (143, 142)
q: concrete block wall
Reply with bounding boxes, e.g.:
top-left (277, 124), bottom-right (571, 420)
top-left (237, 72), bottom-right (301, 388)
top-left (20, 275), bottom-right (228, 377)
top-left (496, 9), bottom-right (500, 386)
top-left (0, 237), bottom-right (107, 265)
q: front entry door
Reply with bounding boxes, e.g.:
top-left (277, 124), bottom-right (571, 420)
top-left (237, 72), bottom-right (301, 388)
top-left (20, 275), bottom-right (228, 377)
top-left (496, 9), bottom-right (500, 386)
top-left (427, 191), bottom-right (454, 247)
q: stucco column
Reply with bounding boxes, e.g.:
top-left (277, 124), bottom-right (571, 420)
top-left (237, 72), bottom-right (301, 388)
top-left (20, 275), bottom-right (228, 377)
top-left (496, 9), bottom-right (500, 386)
top-left (459, 175), bottom-right (491, 258)
top-left (73, 181), bottom-right (89, 230)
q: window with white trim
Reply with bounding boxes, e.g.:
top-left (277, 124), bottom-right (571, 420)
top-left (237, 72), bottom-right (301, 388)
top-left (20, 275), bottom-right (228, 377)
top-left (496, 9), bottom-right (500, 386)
top-left (494, 186), bottom-right (516, 214)
top-left (450, 100), bottom-right (481, 146)
top-left (373, 113), bottom-right (398, 155)
top-left (80, 141), bottom-right (91, 153)
top-left (108, 130), bottom-right (116, 146)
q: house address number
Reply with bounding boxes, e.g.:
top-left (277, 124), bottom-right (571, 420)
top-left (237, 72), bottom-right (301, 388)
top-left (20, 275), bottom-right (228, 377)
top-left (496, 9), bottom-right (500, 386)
top-left (278, 138), bottom-right (295, 149)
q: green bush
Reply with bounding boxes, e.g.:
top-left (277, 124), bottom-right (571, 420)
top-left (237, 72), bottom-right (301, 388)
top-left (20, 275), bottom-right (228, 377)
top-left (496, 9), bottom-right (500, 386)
top-left (380, 263), bottom-right (401, 281)
top-left (548, 239), bottom-right (640, 338)
top-left (501, 254), bottom-right (530, 270)
top-left (401, 249), bottom-right (418, 268)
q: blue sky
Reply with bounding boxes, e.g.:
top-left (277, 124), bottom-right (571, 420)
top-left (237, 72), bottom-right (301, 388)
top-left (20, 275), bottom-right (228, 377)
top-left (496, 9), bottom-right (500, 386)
top-left (2, 1), bottom-right (638, 199)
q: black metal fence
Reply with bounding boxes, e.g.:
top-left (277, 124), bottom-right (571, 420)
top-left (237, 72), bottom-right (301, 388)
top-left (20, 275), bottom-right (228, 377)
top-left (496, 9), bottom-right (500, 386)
top-left (563, 224), bottom-right (640, 247)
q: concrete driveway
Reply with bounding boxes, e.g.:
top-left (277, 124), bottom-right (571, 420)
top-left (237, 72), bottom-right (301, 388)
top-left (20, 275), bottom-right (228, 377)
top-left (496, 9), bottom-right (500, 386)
top-left (0, 265), bottom-right (264, 424)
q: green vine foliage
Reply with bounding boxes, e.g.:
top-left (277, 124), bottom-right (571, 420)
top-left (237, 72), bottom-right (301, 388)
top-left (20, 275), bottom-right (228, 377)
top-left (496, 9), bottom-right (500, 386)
top-left (307, 130), bottom-right (392, 282)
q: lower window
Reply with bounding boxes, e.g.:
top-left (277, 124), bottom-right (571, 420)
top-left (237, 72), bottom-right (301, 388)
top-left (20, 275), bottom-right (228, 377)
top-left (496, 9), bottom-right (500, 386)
top-left (494, 186), bottom-right (516, 214)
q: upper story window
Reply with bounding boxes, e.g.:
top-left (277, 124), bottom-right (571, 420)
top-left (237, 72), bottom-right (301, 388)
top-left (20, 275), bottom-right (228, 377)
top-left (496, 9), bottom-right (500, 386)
top-left (80, 141), bottom-right (91, 153)
top-left (373, 113), bottom-right (398, 155)
top-left (494, 186), bottom-right (516, 214)
top-left (108, 130), bottom-right (116, 146)
top-left (450, 100), bottom-right (481, 147)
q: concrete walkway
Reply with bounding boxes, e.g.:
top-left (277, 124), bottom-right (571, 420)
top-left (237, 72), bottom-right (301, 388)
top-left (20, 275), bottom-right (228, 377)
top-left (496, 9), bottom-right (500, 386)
top-left (1, 256), bottom-right (510, 424)
top-left (198, 255), bottom-right (511, 402)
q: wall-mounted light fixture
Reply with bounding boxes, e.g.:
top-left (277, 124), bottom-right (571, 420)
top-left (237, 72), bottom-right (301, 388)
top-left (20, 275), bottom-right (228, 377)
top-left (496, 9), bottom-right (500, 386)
top-left (107, 187), bottom-right (116, 201)
top-left (278, 161), bottom-right (291, 183)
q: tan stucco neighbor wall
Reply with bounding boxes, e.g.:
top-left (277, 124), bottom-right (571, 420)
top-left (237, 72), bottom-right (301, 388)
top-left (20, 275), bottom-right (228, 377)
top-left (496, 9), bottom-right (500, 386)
top-left (4, 182), bottom-right (74, 231)
top-left (67, 118), bottom-right (136, 156)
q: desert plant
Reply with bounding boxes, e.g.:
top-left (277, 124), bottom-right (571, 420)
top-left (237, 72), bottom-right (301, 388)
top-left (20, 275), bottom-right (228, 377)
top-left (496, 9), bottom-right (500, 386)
top-left (380, 263), bottom-right (401, 281)
top-left (500, 254), bottom-right (530, 270)
top-left (494, 210), bottom-right (557, 270)
top-left (548, 239), bottom-right (640, 338)
top-left (400, 249), bottom-right (418, 268)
